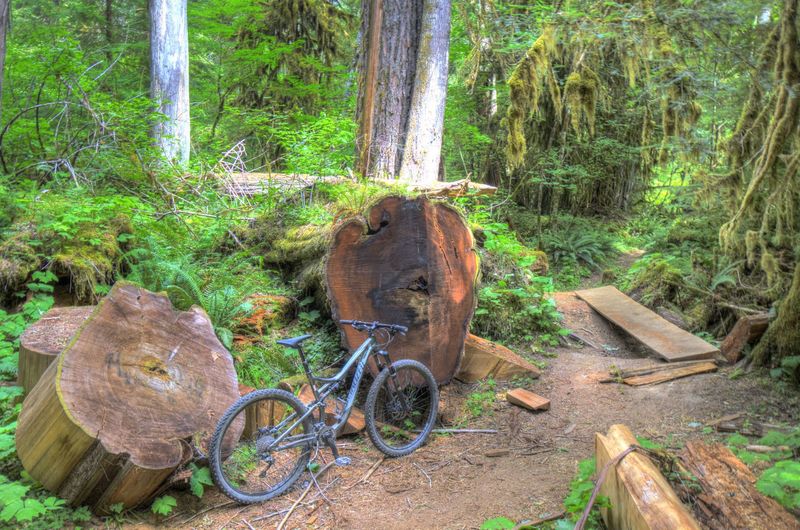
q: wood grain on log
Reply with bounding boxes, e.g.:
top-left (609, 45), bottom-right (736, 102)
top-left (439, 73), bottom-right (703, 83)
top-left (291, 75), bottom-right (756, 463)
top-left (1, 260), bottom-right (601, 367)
top-left (18, 306), bottom-right (93, 394)
top-left (595, 424), bottom-right (700, 530)
top-left (326, 196), bottom-right (478, 383)
top-left (720, 313), bottom-right (770, 363)
top-left (621, 361), bottom-right (717, 386)
top-left (16, 283), bottom-right (241, 512)
top-left (679, 441), bottom-right (799, 530)
top-left (456, 334), bottom-right (541, 382)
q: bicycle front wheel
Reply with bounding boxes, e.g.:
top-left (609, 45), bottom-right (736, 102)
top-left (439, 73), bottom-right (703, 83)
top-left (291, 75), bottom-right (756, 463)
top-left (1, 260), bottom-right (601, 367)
top-left (365, 359), bottom-right (439, 457)
top-left (209, 388), bottom-right (313, 503)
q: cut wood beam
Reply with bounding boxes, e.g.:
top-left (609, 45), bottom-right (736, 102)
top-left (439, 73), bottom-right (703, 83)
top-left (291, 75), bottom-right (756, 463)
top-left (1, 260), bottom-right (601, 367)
top-left (595, 424), bottom-right (701, 530)
top-left (678, 441), bottom-right (800, 530)
top-left (621, 361), bottom-right (717, 386)
top-left (506, 388), bottom-right (550, 411)
top-left (598, 360), bottom-right (715, 383)
top-left (720, 313), bottom-right (770, 363)
top-left (456, 334), bottom-right (540, 383)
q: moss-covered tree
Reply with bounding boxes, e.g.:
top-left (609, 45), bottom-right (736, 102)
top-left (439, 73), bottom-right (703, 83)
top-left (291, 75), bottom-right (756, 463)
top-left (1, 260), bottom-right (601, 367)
top-left (717, 0), bottom-right (800, 367)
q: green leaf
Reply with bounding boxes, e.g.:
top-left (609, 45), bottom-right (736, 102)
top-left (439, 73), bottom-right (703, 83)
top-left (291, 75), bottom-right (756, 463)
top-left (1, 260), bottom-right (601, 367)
top-left (190, 465), bottom-right (213, 498)
top-left (151, 495), bottom-right (177, 516)
top-left (480, 516), bottom-right (516, 529)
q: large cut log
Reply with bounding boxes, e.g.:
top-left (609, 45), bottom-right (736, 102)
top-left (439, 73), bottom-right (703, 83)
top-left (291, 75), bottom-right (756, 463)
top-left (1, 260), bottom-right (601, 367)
top-left (18, 306), bottom-right (93, 394)
top-left (595, 424), bottom-right (700, 530)
top-left (720, 313), bottom-right (770, 363)
top-left (456, 334), bottom-right (541, 382)
top-left (678, 441), bottom-right (799, 530)
top-left (16, 283), bottom-right (242, 512)
top-left (326, 196), bottom-right (479, 383)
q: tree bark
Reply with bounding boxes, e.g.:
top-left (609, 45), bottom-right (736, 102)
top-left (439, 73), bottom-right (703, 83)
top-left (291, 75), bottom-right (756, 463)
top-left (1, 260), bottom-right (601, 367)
top-left (356, 0), bottom-right (451, 183)
top-left (150, 0), bottom-right (190, 164)
top-left (678, 441), bottom-right (800, 530)
top-left (398, 0), bottom-right (451, 183)
top-left (16, 283), bottom-right (241, 512)
top-left (0, 0), bottom-right (9, 122)
top-left (326, 196), bottom-right (478, 383)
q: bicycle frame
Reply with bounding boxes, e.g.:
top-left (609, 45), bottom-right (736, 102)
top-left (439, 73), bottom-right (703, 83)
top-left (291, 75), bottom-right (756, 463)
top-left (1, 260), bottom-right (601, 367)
top-left (264, 335), bottom-right (385, 452)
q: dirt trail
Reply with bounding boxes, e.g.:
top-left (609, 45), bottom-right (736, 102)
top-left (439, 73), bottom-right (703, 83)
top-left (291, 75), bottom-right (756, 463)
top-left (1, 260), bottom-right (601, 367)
top-left (144, 289), bottom-right (800, 530)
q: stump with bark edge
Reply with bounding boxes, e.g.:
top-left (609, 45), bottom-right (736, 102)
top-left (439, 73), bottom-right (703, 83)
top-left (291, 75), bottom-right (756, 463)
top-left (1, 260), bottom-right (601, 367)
top-left (18, 306), bottom-right (93, 394)
top-left (16, 283), bottom-right (242, 512)
top-left (326, 196), bottom-right (479, 383)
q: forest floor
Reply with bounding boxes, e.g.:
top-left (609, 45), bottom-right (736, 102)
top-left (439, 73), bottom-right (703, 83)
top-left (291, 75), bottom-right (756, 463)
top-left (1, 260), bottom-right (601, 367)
top-left (145, 288), bottom-right (797, 530)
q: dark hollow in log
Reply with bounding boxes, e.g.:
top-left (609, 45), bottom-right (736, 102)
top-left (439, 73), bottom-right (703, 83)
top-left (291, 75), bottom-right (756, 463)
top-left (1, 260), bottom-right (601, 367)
top-left (18, 306), bottom-right (93, 394)
top-left (326, 196), bottom-right (479, 383)
top-left (16, 283), bottom-right (242, 512)
top-left (678, 441), bottom-right (800, 530)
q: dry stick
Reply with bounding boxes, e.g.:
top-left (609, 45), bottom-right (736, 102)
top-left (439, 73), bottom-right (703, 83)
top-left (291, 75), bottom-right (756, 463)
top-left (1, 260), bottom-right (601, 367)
top-left (413, 462), bottom-right (432, 488)
top-left (344, 456), bottom-right (385, 490)
top-left (429, 428), bottom-right (498, 434)
top-left (242, 519), bottom-right (256, 530)
top-left (275, 462), bottom-right (334, 530)
top-left (174, 500), bottom-right (237, 525)
top-left (216, 506), bottom-right (248, 530)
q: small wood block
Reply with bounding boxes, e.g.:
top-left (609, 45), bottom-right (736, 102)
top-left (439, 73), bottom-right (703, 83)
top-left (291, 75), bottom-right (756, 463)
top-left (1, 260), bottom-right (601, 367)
top-left (506, 388), bottom-right (550, 411)
top-left (576, 286), bottom-right (718, 362)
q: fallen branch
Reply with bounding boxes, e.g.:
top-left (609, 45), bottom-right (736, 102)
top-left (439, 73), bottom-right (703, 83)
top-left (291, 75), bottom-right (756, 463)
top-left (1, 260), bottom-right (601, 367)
top-left (275, 461), bottom-right (334, 530)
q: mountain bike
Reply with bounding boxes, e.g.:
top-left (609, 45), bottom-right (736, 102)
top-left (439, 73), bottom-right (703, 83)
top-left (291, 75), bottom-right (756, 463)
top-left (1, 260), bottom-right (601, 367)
top-left (208, 319), bottom-right (439, 504)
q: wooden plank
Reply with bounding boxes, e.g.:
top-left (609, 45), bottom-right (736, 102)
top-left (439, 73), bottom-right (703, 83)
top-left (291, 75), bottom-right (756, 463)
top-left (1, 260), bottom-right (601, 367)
top-left (720, 313), bottom-right (770, 363)
top-left (456, 334), bottom-right (541, 383)
top-left (576, 286), bottom-right (718, 362)
top-left (596, 424), bottom-right (701, 530)
top-left (598, 360), bottom-right (714, 383)
top-left (678, 441), bottom-right (800, 530)
top-left (622, 361), bottom-right (717, 386)
top-left (506, 389), bottom-right (550, 411)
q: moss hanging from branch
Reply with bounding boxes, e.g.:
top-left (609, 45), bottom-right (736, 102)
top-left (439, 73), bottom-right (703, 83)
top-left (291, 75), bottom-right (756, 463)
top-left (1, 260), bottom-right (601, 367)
top-left (505, 26), bottom-right (557, 168)
top-left (716, 0), bottom-right (800, 366)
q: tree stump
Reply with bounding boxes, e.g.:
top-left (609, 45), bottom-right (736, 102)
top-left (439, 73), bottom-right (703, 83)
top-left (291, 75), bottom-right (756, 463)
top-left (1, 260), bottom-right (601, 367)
top-left (720, 313), bottom-right (770, 363)
top-left (326, 196), bottom-right (479, 383)
top-left (18, 306), bottom-right (93, 394)
top-left (16, 283), bottom-right (242, 512)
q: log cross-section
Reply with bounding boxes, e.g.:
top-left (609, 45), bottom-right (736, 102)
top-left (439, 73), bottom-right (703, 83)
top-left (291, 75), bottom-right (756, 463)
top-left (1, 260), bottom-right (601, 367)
top-left (326, 196), bottom-right (479, 383)
top-left (15, 283), bottom-right (242, 512)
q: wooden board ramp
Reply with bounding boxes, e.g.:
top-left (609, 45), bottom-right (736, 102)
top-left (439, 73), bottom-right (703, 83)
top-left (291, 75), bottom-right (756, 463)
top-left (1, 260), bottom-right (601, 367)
top-left (576, 286), bottom-right (718, 362)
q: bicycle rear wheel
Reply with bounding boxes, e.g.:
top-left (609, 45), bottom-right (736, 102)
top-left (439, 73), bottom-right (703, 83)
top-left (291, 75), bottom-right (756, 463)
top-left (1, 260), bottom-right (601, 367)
top-left (365, 359), bottom-right (439, 457)
top-left (209, 388), bottom-right (313, 503)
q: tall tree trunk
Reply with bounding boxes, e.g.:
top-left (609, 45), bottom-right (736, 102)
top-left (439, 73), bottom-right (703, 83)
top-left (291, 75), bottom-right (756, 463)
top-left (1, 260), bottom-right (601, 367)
top-left (0, 0), bottom-right (9, 122)
top-left (356, 0), bottom-right (451, 184)
top-left (398, 0), bottom-right (451, 183)
top-left (105, 0), bottom-right (113, 64)
top-left (150, 0), bottom-right (190, 164)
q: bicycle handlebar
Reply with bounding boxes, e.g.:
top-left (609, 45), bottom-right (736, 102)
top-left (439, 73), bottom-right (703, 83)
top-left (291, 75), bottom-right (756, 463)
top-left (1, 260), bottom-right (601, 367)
top-left (340, 319), bottom-right (408, 335)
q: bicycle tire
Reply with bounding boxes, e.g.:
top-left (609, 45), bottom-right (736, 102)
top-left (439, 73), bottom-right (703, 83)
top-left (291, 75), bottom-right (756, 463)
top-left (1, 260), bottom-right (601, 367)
top-left (209, 388), bottom-right (313, 504)
top-left (365, 359), bottom-right (439, 457)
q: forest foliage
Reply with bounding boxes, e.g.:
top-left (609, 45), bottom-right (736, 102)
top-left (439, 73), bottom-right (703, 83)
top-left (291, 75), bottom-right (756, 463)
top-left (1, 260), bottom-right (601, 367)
top-left (0, 0), bottom-right (798, 525)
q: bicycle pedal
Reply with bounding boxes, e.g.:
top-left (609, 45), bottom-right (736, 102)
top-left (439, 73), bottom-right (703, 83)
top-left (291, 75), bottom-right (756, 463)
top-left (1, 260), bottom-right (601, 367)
top-left (334, 456), bottom-right (351, 467)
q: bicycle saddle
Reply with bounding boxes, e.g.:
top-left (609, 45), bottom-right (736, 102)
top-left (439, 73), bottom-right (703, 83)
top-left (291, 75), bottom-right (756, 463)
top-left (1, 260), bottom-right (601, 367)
top-left (276, 334), bottom-right (313, 349)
